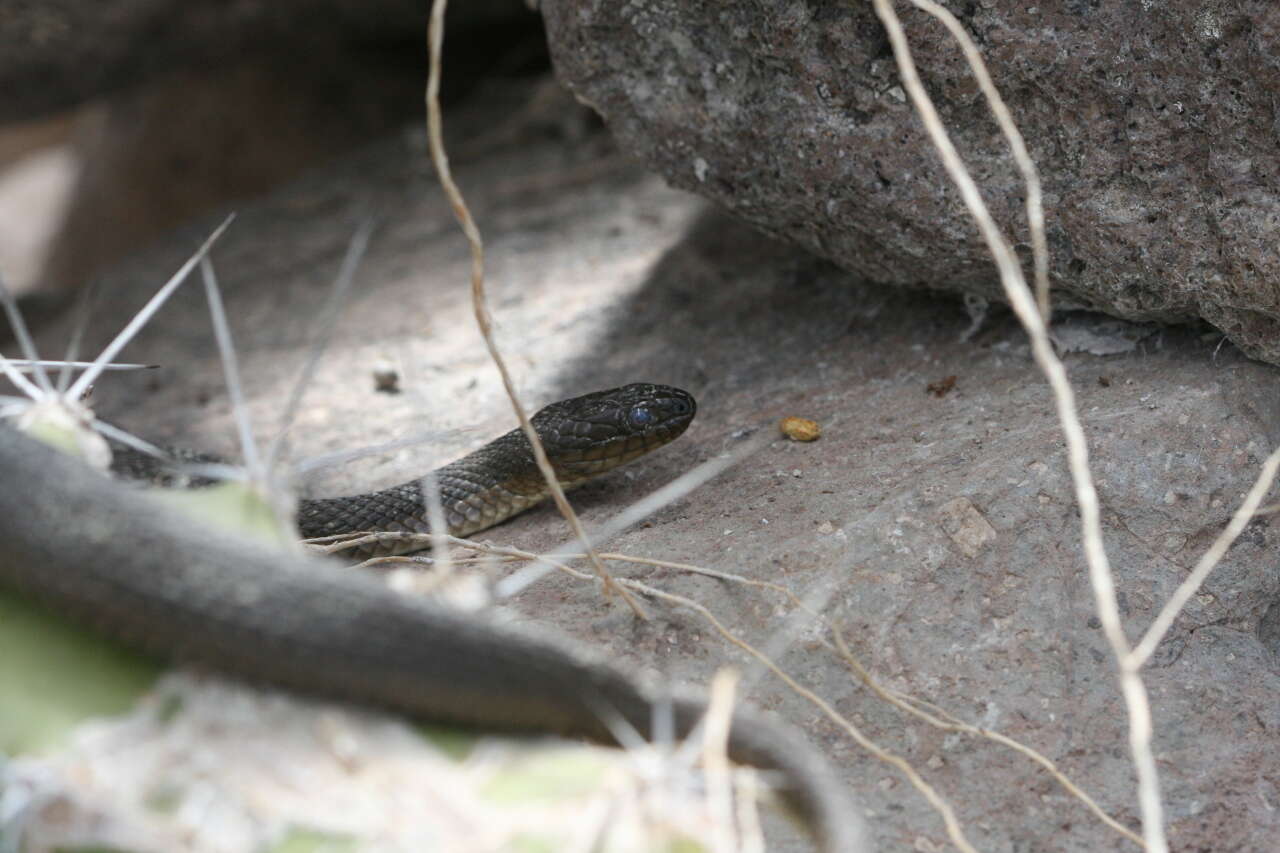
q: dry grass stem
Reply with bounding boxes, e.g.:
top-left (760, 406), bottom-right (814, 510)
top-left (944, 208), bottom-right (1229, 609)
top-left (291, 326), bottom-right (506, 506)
top-left (315, 525), bottom-right (1136, 846)
top-left (735, 769), bottom-right (767, 853)
top-left (1129, 443), bottom-right (1280, 668)
top-left (424, 0), bottom-right (639, 617)
top-left (320, 521), bottom-right (1148, 850)
top-left (598, 553), bottom-right (808, 608)
top-left (830, 628), bottom-right (1144, 848)
top-left (497, 436), bottom-right (765, 599)
top-left (908, 0), bottom-right (1051, 321)
top-left (628, 579), bottom-right (978, 853)
top-left (703, 669), bottom-right (740, 853)
top-left (418, 470), bottom-right (456, 579)
top-left (870, 1), bottom-right (1165, 847)
top-left (610, 548), bottom-right (1144, 846)
top-left (1251, 500), bottom-right (1280, 516)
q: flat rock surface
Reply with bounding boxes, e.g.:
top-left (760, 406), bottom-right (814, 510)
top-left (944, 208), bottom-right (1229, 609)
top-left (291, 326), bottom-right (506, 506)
top-left (542, 0), bottom-right (1280, 366)
top-left (27, 111), bottom-right (1280, 851)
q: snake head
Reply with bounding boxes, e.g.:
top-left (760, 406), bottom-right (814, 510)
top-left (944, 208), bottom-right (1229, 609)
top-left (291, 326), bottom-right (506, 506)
top-left (532, 383), bottom-right (696, 480)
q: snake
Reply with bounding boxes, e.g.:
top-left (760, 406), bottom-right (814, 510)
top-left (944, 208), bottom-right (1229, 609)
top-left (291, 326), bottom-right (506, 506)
top-left (111, 383), bottom-right (699, 557)
top-left (0, 384), bottom-right (867, 851)
top-left (296, 382), bottom-right (697, 555)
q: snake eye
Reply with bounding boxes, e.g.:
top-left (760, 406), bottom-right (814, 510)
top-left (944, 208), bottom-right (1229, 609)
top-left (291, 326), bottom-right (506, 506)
top-left (628, 406), bottom-right (655, 428)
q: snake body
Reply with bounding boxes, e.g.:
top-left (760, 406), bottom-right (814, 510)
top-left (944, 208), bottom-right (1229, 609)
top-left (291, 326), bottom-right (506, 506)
top-left (0, 385), bottom-right (866, 851)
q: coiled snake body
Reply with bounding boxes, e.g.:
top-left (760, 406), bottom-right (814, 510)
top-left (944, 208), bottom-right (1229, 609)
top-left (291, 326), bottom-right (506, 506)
top-left (0, 384), bottom-right (866, 851)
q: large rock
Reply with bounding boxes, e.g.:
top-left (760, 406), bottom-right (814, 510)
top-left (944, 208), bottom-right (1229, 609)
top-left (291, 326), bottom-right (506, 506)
top-left (541, 1), bottom-right (1280, 364)
top-left (14, 84), bottom-right (1279, 850)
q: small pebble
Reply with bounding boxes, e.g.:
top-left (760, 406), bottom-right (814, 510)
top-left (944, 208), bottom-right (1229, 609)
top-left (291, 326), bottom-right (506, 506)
top-left (372, 360), bottom-right (401, 394)
top-left (926, 375), bottom-right (957, 397)
top-left (780, 416), bottom-right (821, 441)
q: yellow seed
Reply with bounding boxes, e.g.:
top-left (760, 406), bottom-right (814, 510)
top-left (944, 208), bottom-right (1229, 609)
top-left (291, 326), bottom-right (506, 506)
top-left (780, 416), bottom-right (821, 442)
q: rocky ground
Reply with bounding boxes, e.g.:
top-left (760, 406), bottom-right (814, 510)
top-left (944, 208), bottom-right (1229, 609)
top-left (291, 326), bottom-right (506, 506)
top-left (18, 95), bottom-right (1278, 850)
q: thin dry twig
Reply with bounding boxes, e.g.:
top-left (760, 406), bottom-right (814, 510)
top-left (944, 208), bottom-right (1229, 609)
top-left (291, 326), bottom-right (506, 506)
top-left (623, 557), bottom-right (1133, 848)
top-left (1129, 444), bottom-right (1280, 668)
top-left (419, 470), bottom-right (455, 579)
top-left (703, 669), bottom-right (740, 853)
top-left (735, 767), bottom-right (766, 853)
top-left (870, 1), bottom-right (1164, 847)
top-left (598, 552), bottom-right (807, 608)
top-left (830, 627), bottom-right (1144, 847)
top-left (875, 4), bottom-right (1280, 846)
top-left (907, 0), bottom-right (1051, 322)
top-left (424, 0), bottom-right (640, 618)
top-left (341, 522), bottom-right (973, 848)
top-left (496, 435), bottom-right (765, 599)
top-left (615, 547), bottom-right (1146, 846)
top-left (625, 578), bottom-right (978, 853)
top-left (1251, 500), bottom-right (1280, 516)
top-left (275, 508), bottom-right (1157, 852)
top-left (317, 532), bottom-right (595, 583)
top-left (315, 520), bottom-right (1141, 846)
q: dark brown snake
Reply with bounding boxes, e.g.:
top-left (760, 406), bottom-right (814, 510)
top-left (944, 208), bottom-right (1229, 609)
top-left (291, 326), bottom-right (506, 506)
top-left (0, 384), bottom-right (866, 851)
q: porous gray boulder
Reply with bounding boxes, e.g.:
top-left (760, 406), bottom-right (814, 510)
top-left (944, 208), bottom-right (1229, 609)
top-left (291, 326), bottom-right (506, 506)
top-left (541, 1), bottom-right (1280, 364)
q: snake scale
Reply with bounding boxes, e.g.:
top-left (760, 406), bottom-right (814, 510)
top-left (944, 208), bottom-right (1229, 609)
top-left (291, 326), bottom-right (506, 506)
top-left (0, 384), bottom-right (866, 851)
